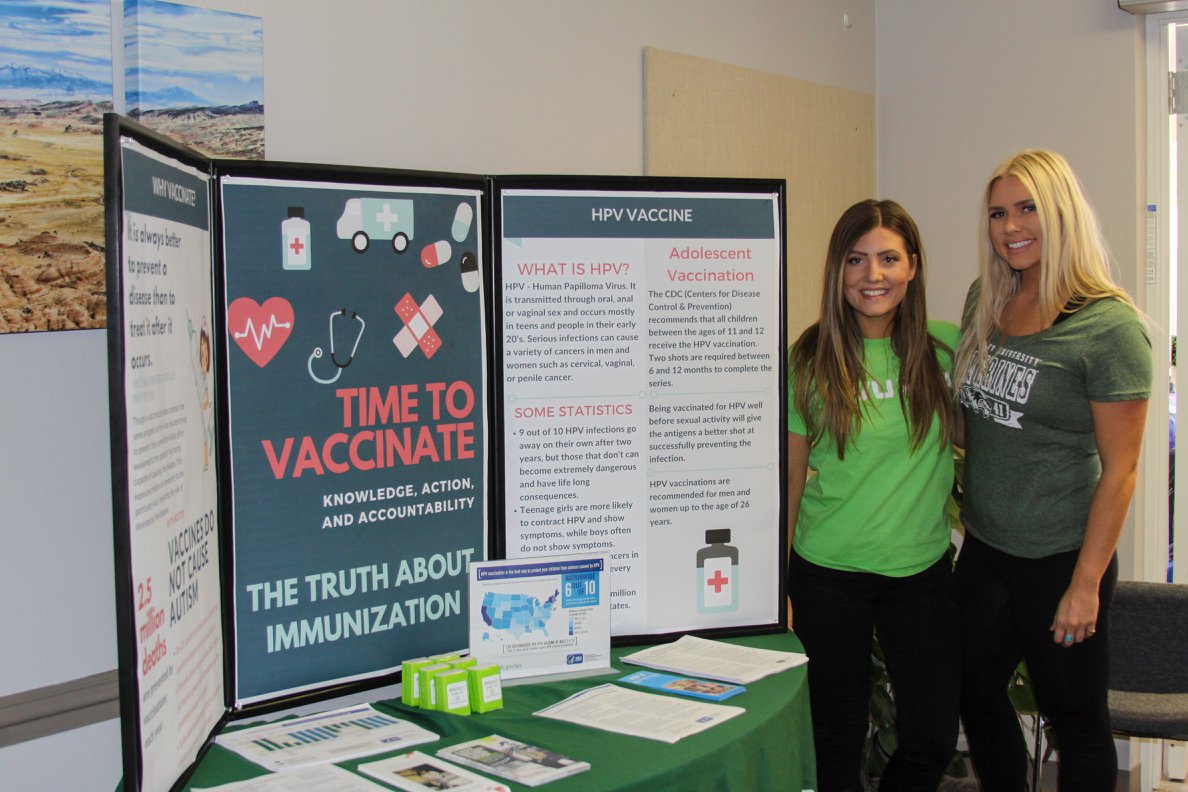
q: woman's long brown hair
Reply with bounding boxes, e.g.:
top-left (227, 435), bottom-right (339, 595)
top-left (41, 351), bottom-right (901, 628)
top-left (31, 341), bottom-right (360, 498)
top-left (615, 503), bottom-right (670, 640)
top-left (789, 199), bottom-right (953, 458)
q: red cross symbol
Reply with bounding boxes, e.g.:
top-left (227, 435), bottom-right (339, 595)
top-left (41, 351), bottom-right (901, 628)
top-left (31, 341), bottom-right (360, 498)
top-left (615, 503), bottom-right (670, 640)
top-left (706, 570), bottom-right (729, 593)
top-left (289, 237), bottom-right (305, 256)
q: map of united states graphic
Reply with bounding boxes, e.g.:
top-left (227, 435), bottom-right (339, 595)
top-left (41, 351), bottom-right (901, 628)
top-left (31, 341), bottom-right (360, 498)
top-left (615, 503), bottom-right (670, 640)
top-left (480, 590), bottom-right (559, 639)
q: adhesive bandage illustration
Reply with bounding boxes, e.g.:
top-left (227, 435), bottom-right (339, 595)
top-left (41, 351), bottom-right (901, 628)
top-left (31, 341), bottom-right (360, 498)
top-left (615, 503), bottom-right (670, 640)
top-left (393, 292), bottom-right (443, 358)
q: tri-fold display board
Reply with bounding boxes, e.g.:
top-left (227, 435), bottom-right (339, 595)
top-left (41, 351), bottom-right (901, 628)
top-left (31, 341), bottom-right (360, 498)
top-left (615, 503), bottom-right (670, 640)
top-left (104, 115), bottom-right (786, 792)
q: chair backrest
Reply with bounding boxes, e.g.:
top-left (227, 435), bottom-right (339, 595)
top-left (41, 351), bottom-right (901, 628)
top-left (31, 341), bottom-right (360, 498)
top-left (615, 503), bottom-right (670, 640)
top-left (1108, 580), bottom-right (1188, 694)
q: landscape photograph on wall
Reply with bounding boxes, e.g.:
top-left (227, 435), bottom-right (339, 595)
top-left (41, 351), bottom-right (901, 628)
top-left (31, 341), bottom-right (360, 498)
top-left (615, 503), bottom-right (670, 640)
top-left (0, 0), bottom-right (264, 334)
top-left (125, 0), bottom-right (264, 160)
top-left (0, 0), bottom-right (112, 333)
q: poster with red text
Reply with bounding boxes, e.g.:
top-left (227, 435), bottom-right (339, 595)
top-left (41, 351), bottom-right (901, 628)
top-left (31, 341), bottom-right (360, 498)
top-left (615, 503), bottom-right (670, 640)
top-left (220, 176), bottom-right (488, 703)
top-left (497, 184), bottom-right (784, 639)
top-left (112, 137), bottom-right (226, 792)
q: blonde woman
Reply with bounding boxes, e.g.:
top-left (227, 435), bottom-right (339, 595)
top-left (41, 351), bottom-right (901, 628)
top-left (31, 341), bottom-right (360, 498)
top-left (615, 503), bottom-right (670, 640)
top-left (788, 199), bottom-right (959, 791)
top-left (954, 150), bottom-right (1151, 791)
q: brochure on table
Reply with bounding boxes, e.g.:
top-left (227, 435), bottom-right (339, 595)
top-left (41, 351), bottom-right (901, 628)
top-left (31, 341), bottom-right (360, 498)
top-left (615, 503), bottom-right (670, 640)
top-left (468, 554), bottom-right (610, 680)
top-left (212, 704), bottom-right (437, 772)
top-left (618, 670), bottom-right (745, 701)
top-left (436, 735), bottom-right (591, 787)
top-left (358, 751), bottom-right (511, 792)
top-left (106, 116), bottom-right (490, 792)
top-left (620, 633), bottom-right (808, 684)
top-left (533, 683), bottom-right (745, 743)
top-left (496, 180), bottom-right (787, 640)
top-left (193, 764), bottom-right (390, 792)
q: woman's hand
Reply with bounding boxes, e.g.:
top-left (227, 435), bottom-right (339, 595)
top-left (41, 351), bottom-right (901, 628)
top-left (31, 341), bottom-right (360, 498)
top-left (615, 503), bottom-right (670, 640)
top-left (1050, 581), bottom-right (1099, 647)
top-left (1051, 398), bottom-right (1147, 648)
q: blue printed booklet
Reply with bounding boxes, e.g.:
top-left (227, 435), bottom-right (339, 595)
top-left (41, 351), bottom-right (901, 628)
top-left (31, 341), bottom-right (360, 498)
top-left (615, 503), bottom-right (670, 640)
top-left (618, 670), bottom-right (745, 701)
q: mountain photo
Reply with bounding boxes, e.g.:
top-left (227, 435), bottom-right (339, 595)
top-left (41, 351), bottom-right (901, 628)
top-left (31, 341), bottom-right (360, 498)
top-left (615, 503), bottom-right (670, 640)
top-left (0, 0), bottom-right (112, 333)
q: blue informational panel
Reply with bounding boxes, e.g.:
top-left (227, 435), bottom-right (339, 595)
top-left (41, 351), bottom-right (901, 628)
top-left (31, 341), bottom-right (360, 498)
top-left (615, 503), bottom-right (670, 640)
top-left (219, 176), bottom-right (488, 703)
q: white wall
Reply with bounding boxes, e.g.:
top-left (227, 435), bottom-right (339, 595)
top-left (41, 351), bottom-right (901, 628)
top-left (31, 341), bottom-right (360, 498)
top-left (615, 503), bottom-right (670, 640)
top-left (0, 2), bottom-right (876, 789)
top-left (875, 0), bottom-right (1147, 579)
top-left (876, 0), bottom-right (1144, 321)
top-left (231, 0), bottom-right (878, 174)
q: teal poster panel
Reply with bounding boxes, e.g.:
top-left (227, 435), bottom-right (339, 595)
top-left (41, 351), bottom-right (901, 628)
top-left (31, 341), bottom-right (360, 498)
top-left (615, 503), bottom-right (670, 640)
top-left (220, 177), bottom-right (487, 703)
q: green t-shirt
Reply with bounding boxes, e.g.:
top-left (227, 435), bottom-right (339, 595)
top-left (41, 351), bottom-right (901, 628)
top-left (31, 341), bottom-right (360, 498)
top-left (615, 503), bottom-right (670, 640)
top-left (788, 320), bottom-right (959, 576)
top-left (959, 292), bottom-right (1152, 558)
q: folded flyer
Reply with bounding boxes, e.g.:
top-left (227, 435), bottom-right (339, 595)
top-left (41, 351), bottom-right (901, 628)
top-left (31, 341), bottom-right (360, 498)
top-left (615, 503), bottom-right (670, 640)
top-left (620, 634), bottom-right (807, 684)
top-left (358, 751), bottom-right (511, 792)
top-left (192, 763), bottom-right (388, 791)
top-left (533, 683), bottom-right (743, 743)
top-left (619, 669), bottom-right (745, 701)
top-left (212, 704), bottom-right (438, 772)
top-left (436, 734), bottom-right (589, 787)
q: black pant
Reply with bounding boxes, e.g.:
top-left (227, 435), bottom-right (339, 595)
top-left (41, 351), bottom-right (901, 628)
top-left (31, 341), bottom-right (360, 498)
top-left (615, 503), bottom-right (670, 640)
top-left (788, 550), bottom-right (960, 792)
top-left (955, 532), bottom-right (1117, 792)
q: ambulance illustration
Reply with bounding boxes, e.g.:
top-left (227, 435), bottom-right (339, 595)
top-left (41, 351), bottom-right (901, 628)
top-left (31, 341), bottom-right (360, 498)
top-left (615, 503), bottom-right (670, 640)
top-left (336, 198), bottom-right (414, 254)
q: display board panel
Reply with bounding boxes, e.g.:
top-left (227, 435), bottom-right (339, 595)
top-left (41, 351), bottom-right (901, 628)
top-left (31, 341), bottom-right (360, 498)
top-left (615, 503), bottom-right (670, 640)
top-left (495, 179), bottom-right (786, 640)
top-left (107, 115), bottom-right (495, 790)
top-left (106, 113), bottom-right (785, 792)
top-left (219, 175), bottom-right (489, 704)
top-left (107, 123), bottom-right (227, 792)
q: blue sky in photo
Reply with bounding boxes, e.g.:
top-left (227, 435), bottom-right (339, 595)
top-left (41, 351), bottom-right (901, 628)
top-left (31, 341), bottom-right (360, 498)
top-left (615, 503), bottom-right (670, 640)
top-left (125, 0), bottom-right (262, 109)
top-left (0, 0), bottom-right (112, 97)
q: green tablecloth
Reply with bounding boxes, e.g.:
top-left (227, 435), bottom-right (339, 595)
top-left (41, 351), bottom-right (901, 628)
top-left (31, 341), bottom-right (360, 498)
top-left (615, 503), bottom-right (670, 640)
top-left (174, 630), bottom-right (816, 791)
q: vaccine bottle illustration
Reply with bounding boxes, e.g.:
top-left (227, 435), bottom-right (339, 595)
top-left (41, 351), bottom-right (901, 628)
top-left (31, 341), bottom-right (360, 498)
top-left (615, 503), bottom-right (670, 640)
top-left (282, 206), bottom-right (312, 270)
top-left (697, 529), bottom-right (739, 613)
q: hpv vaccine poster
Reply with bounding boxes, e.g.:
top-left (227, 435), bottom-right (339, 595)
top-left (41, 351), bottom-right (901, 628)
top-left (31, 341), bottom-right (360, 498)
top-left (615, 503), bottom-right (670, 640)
top-left (113, 138), bottom-right (227, 792)
top-left (498, 185), bottom-right (784, 638)
top-left (220, 177), bottom-right (488, 703)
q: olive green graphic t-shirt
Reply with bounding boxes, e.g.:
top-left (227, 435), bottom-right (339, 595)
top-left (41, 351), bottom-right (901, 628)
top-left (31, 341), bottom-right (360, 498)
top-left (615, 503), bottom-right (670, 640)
top-left (959, 295), bottom-right (1151, 558)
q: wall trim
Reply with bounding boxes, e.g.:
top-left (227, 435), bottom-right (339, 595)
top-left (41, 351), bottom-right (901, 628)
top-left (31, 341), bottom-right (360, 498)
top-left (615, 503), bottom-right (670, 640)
top-left (0, 670), bottom-right (119, 748)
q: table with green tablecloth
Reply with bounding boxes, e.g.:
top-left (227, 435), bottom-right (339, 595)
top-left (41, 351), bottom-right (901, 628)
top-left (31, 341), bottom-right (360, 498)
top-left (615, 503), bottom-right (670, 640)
top-left (171, 630), bottom-right (815, 791)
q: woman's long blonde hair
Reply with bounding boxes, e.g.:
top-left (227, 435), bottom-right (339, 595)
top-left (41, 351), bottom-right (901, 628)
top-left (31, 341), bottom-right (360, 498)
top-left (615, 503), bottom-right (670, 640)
top-left (954, 149), bottom-right (1135, 384)
top-left (789, 199), bottom-right (953, 458)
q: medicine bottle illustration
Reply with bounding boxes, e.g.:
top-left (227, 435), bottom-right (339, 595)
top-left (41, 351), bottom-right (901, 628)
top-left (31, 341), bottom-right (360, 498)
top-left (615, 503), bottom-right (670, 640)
top-left (697, 529), bottom-right (739, 613)
top-left (282, 206), bottom-right (311, 270)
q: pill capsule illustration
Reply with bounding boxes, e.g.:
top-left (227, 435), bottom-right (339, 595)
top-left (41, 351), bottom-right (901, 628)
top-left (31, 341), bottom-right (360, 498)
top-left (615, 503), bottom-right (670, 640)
top-left (460, 250), bottom-right (480, 293)
top-left (451, 201), bottom-right (474, 243)
top-left (421, 239), bottom-right (452, 268)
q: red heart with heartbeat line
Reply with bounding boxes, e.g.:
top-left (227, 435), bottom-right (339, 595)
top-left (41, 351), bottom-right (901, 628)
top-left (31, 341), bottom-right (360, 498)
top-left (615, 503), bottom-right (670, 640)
top-left (228, 297), bottom-right (294, 368)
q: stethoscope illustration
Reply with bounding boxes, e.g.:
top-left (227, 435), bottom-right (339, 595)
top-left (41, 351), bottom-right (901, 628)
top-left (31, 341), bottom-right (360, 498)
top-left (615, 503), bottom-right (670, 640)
top-left (307, 309), bottom-right (365, 384)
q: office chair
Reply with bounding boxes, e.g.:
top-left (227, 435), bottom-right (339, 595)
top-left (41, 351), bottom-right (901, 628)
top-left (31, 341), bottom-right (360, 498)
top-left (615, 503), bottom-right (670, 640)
top-left (1107, 580), bottom-right (1188, 741)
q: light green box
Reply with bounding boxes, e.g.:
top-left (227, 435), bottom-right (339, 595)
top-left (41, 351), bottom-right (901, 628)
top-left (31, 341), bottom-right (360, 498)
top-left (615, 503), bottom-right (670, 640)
top-left (449, 656), bottom-right (478, 670)
top-left (417, 663), bottom-right (452, 709)
top-left (401, 657), bottom-right (434, 706)
top-left (467, 664), bottom-right (503, 713)
top-left (434, 668), bottom-right (471, 715)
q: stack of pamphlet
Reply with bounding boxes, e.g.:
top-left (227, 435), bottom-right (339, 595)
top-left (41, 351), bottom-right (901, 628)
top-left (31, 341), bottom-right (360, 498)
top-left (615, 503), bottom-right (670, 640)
top-left (618, 670), bottom-right (745, 701)
top-left (436, 734), bottom-right (590, 787)
top-left (620, 634), bottom-right (807, 684)
top-left (358, 751), bottom-right (511, 792)
top-left (212, 704), bottom-right (438, 772)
